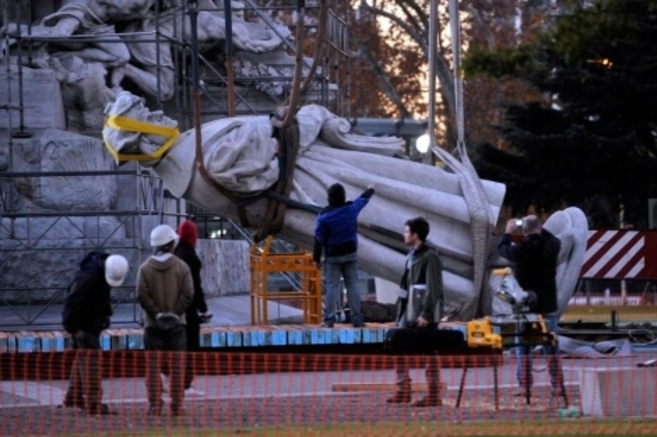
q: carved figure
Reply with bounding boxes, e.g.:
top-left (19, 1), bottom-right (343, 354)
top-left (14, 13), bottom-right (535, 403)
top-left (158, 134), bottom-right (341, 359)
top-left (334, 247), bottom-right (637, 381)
top-left (1, 0), bottom-right (292, 101)
top-left (120, 0), bottom-right (291, 100)
top-left (103, 91), bottom-right (589, 319)
top-left (0, 0), bottom-right (156, 92)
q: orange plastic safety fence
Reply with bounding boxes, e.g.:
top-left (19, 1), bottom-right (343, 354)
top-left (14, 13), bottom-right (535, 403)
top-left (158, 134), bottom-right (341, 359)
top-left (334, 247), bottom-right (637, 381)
top-left (0, 351), bottom-right (656, 436)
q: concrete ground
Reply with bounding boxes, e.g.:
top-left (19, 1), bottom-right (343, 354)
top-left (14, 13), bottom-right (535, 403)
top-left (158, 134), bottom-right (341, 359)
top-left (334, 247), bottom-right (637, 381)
top-left (1, 354), bottom-right (648, 409)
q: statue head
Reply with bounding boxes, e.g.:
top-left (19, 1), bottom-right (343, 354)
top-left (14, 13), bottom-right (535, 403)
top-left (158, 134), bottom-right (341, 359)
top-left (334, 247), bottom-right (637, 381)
top-left (102, 92), bottom-right (179, 167)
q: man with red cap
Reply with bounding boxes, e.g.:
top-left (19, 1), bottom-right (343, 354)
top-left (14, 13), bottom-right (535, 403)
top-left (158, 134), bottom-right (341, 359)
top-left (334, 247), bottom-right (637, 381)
top-left (172, 219), bottom-right (212, 396)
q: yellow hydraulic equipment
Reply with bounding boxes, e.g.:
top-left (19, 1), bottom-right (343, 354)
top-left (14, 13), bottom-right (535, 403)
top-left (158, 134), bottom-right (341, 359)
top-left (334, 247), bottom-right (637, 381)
top-left (250, 236), bottom-right (322, 325)
top-left (465, 268), bottom-right (555, 350)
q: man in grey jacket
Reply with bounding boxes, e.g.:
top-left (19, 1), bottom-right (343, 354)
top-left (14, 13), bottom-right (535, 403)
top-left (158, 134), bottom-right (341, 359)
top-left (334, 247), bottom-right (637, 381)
top-left (387, 217), bottom-right (444, 407)
top-left (137, 224), bottom-right (193, 417)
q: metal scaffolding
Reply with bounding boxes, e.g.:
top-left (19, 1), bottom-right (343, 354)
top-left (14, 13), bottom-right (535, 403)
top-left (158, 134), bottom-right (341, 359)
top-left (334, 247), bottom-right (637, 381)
top-left (0, 0), bottom-right (351, 328)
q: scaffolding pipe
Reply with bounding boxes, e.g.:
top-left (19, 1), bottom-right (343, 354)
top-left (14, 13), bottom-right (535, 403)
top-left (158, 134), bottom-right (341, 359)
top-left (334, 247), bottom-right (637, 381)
top-left (426, 0), bottom-right (438, 160)
top-left (279, 0), bottom-right (305, 127)
top-left (3, 0), bottom-right (13, 147)
top-left (449, 0), bottom-right (465, 155)
top-left (154, 0), bottom-right (162, 109)
top-left (241, 0), bottom-right (313, 70)
top-left (223, 0), bottom-right (236, 116)
top-left (13, 0), bottom-right (30, 138)
top-left (198, 54), bottom-right (259, 113)
top-left (188, 1), bottom-right (211, 201)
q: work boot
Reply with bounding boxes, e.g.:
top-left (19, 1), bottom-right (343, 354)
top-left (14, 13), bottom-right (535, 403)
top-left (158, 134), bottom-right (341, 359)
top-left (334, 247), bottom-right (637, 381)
top-left (147, 404), bottom-right (163, 417)
top-left (411, 380), bottom-right (442, 407)
top-left (410, 393), bottom-right (442, 407)
top-left (86, 403), bottom-right (112, 416)
top-left (386, 378), bottom-right (411, 404)
top-left (61, 396), bottom-right (85, 409)
top-left (170, 404), bottom-right (183, 417)
top-left (411, 360), bottom-right (442, 407)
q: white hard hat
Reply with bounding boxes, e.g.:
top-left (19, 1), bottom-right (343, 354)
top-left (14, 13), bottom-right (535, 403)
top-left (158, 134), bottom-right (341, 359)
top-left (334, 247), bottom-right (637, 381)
top-left (105, 254), bottom-right (129, 287)
top-left (150, 224), bottom-right (179, 248)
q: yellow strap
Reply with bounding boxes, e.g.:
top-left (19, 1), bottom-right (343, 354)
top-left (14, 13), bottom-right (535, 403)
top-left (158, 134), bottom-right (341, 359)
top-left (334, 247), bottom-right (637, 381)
top-left (492, 267), bottom-right (512, 276)
top-left (102, 115), bottom-right (180, 162)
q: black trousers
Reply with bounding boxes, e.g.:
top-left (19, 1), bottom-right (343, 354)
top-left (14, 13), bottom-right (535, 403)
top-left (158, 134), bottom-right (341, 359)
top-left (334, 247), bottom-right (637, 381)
top-left (64, 331), bottom-right (103, 409)
top-left (144, 325), bottom-right (187, 409)
top-left (161, 321), bottom-right (201, 390)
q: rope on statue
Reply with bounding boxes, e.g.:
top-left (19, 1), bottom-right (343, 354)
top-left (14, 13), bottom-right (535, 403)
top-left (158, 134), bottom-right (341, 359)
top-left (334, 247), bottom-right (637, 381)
top-left (246, 0), bottom-right (329, 241)
top-left (254, 107), bottom-right (302, 242)
top-left (432, 0), bottom-right (495, 320)
top-left (190, 0), bottom-right (328, 242)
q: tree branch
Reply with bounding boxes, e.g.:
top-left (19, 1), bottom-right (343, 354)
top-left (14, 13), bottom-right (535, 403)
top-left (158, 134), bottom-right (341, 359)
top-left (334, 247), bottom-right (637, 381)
top-left (360, 1), bottom-right (426, 49)
top-left (397, 1), bottom-right (426, 43)
top-left (461, 3), bottom-right (496, 50)
top-left (397, 0), bottom-right (428, 41)
top-left (354, 38), bottom-right (412, 118)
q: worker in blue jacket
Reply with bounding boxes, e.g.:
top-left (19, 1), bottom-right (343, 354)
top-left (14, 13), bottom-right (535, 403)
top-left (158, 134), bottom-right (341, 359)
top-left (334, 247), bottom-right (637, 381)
top-left (313, 183), bottom-right (375, 327)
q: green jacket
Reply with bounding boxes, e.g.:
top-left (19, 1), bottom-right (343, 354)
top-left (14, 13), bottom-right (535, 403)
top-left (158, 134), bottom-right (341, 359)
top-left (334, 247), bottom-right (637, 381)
top-left (396, 243), bottom-right (444, 326)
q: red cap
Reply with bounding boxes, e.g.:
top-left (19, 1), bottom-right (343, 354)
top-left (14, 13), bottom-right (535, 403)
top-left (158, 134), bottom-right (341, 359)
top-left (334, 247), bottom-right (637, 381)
top-left (178, 220), bottom-right (198, 248)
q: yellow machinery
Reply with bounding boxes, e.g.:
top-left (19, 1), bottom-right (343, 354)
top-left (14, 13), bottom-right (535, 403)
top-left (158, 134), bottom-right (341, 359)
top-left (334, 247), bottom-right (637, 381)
top-left (250, 236), bottom-right (322, 325)
top-left (466, 314), bottom-right (553, 349)
top-left (458, 268), bottom-right (566, 409)
top-left (465, 268), bottom-right (555, 350)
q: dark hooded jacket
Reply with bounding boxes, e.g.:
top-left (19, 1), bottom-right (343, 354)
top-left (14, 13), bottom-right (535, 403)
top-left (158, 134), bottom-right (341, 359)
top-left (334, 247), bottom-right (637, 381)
top-left (62, 251), bottom-right (113, 335)
top-left (498, 229), bottom-right (561, 314)
top-left (313, 188), bottom-right (375, 263)
top-left (174, 241), bottom-right (208, 325)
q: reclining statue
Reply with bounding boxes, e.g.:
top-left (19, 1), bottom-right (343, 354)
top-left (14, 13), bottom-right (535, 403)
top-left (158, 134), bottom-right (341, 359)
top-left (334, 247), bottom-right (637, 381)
top-left (103, 91), bottom-right (588, 320)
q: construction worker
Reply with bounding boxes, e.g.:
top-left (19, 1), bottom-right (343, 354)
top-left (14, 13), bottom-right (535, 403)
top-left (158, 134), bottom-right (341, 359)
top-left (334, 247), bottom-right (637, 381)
top-left (498, 215), bottom-right (564, 397)
top-left (137, 224), bottom-right (193, 417)
top-left (166, 219), bottom-right (212, 397)
top-left (61, 252), bottom-right (129, 415)
top-left (313, 183), bottom-right (375, 327)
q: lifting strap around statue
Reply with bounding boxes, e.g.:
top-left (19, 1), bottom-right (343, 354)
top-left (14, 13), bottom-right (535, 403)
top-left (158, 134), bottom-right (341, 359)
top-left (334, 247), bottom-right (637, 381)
top-left (192, 0), bottom-right (329, 237)
top-left (192, 106), bottom-right (309, 240)
top-left (251, 113), bottom-right (301, 242)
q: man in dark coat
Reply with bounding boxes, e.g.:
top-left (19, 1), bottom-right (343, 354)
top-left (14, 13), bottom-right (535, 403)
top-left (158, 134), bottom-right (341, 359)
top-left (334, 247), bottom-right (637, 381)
top-left (172, 220), bottom-right (211, 396)
top-left (498, 215), bottom-right (564, 395)
top-left (61, 251), bottom-right (129, 415)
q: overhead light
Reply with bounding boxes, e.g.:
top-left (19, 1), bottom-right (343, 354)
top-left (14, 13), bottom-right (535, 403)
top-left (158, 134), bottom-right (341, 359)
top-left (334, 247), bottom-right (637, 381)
top-left (415, 133), bottom-right (431, 153)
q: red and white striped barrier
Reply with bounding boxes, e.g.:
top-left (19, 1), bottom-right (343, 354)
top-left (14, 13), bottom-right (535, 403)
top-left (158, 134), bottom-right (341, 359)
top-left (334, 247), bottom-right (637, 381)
top-left (581, 230), bottom-right (657, 280)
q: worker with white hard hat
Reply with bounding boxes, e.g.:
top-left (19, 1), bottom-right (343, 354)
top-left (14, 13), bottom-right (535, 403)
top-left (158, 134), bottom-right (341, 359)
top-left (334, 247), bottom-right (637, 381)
top-left (137, 223), bottom-right (193, 417)
top-left (61, 251), bottom-right (129, 415)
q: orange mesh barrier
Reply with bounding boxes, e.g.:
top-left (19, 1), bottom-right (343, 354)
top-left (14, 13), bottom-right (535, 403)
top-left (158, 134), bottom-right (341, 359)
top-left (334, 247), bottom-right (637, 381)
top-left (1, 351), bottom-right (656, 436)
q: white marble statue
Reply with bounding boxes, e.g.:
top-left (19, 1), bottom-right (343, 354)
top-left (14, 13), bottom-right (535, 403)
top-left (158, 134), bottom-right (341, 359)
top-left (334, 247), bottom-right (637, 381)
top-left (1, 0), bottom-right (291, 101)
top-left (0, 0), bottom-right (156, 93)
top-left (102, 91), bottom-right (588, 320)
top-left (120, 0), bottom-right (291, 100)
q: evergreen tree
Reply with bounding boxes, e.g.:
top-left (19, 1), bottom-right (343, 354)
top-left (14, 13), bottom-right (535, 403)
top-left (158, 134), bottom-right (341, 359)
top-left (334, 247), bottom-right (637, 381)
top-left (464, 0), bottom-right (657, 227)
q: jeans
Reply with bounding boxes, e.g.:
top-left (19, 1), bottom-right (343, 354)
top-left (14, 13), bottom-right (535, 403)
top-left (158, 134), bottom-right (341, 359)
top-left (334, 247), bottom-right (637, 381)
top-left (516, 314), bottom-right (564, 390)
top-left (64, 331), bottom-right (103, 409)
top-left (323, 252), bottom-right (363, 325)
top-left (144, 325), bottom-right (187, 410)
